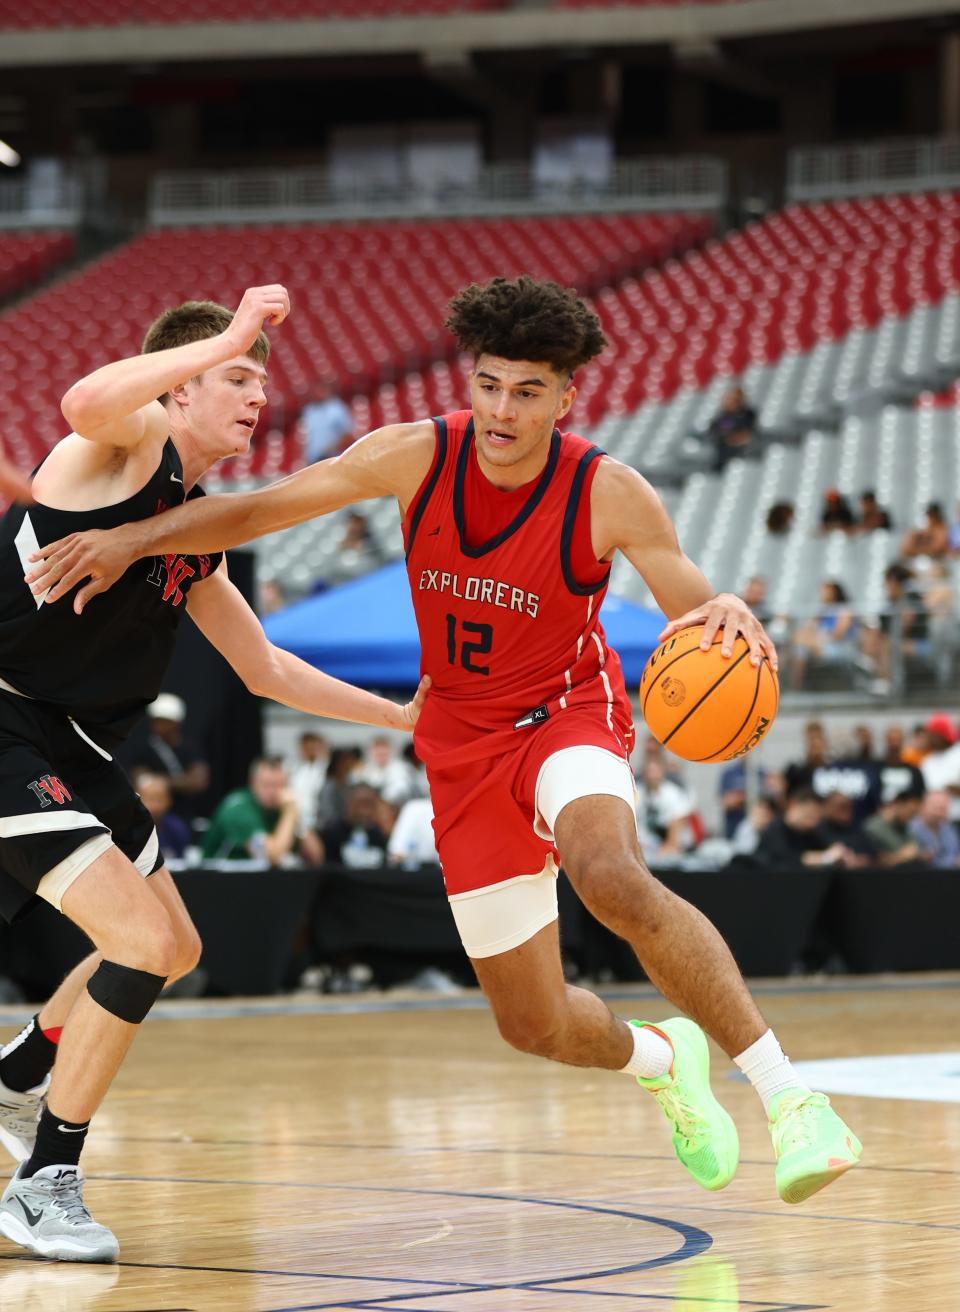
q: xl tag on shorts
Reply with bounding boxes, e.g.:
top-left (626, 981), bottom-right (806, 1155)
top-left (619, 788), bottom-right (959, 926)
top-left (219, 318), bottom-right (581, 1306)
top-left (514, 704), bottom-right (550, 730)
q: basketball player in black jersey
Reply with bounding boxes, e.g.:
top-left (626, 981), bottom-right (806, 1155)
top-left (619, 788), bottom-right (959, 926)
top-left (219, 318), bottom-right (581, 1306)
top-left (0, 285), bottom-right (428, 1262)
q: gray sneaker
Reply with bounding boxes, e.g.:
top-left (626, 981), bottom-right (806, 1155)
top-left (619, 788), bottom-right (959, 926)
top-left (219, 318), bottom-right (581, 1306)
top-left (0, 1165), bottom-right (118, 1262)
top-left (0, 1073), bottom-right (48, 1163)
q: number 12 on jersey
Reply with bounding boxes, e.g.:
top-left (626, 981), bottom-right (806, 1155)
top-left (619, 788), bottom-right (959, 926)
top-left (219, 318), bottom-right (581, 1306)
top-left (446, 613), bottom-right (493, 676)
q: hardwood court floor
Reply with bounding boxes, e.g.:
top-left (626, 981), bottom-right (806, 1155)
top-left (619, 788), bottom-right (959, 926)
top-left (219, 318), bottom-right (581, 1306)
top-left (0, 976), bottom-right (958, 1312)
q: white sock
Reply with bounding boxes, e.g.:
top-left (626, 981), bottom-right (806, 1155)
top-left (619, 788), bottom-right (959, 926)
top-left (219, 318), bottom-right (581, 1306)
top-left (620, 1022), bottom-right (673, 1079)
top-left (734, 1029), bottom-right (807, 1116)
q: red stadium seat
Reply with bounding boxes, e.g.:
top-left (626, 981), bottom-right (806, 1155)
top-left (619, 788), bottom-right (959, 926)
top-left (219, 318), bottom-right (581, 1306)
top-left (0, 0), bottom-right (501, 28)
top-left (0, 231), bottom-right (74, 305)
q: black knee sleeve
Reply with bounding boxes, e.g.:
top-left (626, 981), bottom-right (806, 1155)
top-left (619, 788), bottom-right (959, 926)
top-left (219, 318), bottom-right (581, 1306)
top-left (87, 960), bottom-right (166, 1024)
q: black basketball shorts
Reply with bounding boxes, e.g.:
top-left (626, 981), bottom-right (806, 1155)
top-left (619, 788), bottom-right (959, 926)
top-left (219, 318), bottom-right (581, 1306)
top-left (0, 690), bottom-right (163, 924)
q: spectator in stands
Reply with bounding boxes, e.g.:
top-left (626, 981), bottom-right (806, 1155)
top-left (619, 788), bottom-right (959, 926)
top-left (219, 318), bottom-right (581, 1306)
top-left (901, 501), bottom-right (950, 560)
top-left (861, 563), bottom-right (931, 695)
top-left (730, 795), bottom-right (778, 857)
top-left (788, 580), bottom-right (858, 689)
top-left (318, 783), bottom-right (390, 868)
top-left (855, 490), bottom-right (892, 534)
top-left (355, 734), bottom-right (414, 805)
top-left (388, 795), bottom-right (439, 866)
top-left (863, 781), bottom-right (927, 866)
top-left (323, 511), bottom-right (385, 587)
top-left (919, 713), bottom-right (960, 817)
top-left (755, 789), bottom-right (860, 869)
top-left (742, 575), bottom-right (771, 628)
top-left (289, 730), bottom-right (330, 834)
top-left (302, 377), bottom-right (353, 464)
top-left (849, 723), bottom-right (875, 762)
top-left (314, 744), bottom-right (363, 829)
top-left (635, 756), bottom-right (696, 860)
top-left (257, 578), bottom-right (287, 617)
top-left (133, 692), bottom-right (210, 820)
top-left (400, 741), bottom-right (430, 799)
top-left (765, 501), bottom-right (795, 536)
top-left (877, 728), bottom-right (925, 815)
top-left (819, 791), bottom-right (875, 865)
top-left (132, 769), bottom-right (191, 861)
top-left (784, 720), bottom-right (880, 824)
top-left (202, 757), bottom-right (322, 865)
top-left (709, 385), bottom-right (758, 470)
top-left (819, 489), bottom-right (856, 534)
top-left (909, 791), bottom-right (960, 869)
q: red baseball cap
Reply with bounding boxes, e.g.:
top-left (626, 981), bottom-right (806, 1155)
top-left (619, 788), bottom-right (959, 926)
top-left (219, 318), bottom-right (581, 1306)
top-left (925, 713), bottom-right (959, 745)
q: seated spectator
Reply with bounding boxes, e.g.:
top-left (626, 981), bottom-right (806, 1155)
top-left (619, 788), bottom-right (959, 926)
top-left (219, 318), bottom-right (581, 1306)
top-left (324, 511), bottom-right (385, 587)
top-left (919, 713), bottom-right (960, 818)
top-left (863, 781), bottom-right (926, 866)
top-left (314, 745), bottom-right (364, 829)
top-left (860, 563), bottom-right (931, 694)
top-left (709, 385), bottom-right (758, 469)
top-left (257, 578), bottom-right (287, 617)
top-left (855, 490), bottom-right (892, 533)
top-left (202, 757), bottom-right (322, 865)
top-left (400, 741), bottom-right (430, 799)
top-left (784, 719), bottom-right (832, 794)
top-left (730, 796), bottom-right (779, 857)
top-left (319, 783), bottom-right (390, 868)
top-left (717, 758), bottom-right (771, 838)
top-left (785, 719), bottom-right (881, 824)
top-left (765, 501), bottom-right (795, 536)
top-left (788, 580), bottom-right (858, 689)
top-left (849, 723), bottom-right (875, 763)
top-left (388, 796), bottom-right (439, 865)
top-left (742, 575), bottom-right (771, 627)
top-left (909, 791), bottom-right (960, 869)
top-left (289, 730), bottom-right (330, 834)
top-left (819, 791), bottom-right (875, 865)
top-left (301, 378), bottom-right (354, 463)
top-left (635, 757), bottom-right (696, 860)
top-left (132, 692), bottom-right (210, 820)
top-left (819, 489), bottom-right (856, 533)
top-left (355, 734), bottom-right (416, 805)
top-left (755, 789), bottom-right (860, 869)
top-left (133, 768), bottom-right (191, 860)
top-left (901, 501), bottom-right (950, 560)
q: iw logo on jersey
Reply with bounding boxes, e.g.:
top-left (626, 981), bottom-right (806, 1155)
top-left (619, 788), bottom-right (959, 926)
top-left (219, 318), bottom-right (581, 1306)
top-left (146, 553), bottom-right (213, 607)
top-left (418, 568), bottom-right (540, 619)
top-left (27, 775), bottom-right (72, 808)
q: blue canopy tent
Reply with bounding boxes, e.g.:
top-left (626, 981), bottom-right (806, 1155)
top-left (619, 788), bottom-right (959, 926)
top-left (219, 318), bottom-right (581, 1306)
top-left (263, 560), bottom-right (665, 689)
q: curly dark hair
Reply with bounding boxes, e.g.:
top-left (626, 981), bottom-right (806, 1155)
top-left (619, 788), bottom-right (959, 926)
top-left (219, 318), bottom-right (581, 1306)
top-left (445, 276), bottom-right (606, 376)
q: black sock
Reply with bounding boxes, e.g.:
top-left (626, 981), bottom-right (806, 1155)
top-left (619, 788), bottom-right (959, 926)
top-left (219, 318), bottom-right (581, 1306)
top-left (0, 1015), bottom-right (58, 1093)
top-left (22, 1107), bottom-right (90, 1177)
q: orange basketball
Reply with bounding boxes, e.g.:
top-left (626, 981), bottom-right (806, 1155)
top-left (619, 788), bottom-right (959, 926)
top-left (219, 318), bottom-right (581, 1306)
top-left (640, 623), bottom-right (779, 763)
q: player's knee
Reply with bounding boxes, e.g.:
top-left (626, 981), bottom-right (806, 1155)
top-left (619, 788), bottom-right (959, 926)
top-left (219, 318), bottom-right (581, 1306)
top-left (571, 852), bottom-right (660, 935)
top-left (170, 923), bottom-right (203, 981)
top-left (115, 910), bottom-right (178, 978)
top-left (87, 959), bottom-right (167, 1025)
top-left (494, 1003), bottom-right (566, 1059)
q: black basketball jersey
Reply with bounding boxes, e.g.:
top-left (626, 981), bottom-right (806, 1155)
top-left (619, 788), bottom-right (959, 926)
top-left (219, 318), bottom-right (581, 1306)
top-left (0, 438), bottom-right (223, 748)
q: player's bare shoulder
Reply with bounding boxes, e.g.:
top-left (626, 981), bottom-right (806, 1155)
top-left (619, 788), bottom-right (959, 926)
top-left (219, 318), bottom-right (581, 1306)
top-left (31, 408), bottom-right (169, 513)
top-left (589, 454), bottom-right (675, 558)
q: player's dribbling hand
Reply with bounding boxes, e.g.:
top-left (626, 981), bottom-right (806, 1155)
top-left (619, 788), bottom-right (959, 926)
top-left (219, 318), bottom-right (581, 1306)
top-left (225, 285), bottom-right (291, 354)
top-left (399, 675), bottom-right (431, 731)
top-left (25, 525), bottom-right (135, 614)
top-left (658, 592), bottom-right (779, 670)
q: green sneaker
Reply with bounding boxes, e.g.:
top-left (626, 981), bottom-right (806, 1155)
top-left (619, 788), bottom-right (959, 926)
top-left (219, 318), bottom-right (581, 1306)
top-left (632, 1017), bottom-right (739, 1192)
top-left (768, 1088), bottom-right (862, 1204)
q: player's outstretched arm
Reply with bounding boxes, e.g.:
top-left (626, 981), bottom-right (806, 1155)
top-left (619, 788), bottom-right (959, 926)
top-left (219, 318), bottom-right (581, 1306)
top-left (26, 419), bottom-right (436, 614)
top-left (187, 567), bottom-right (430, 732)
top-left (60, 284), bottom-right (290, 450)
top-left (593, 458), bottom-right (778, 670)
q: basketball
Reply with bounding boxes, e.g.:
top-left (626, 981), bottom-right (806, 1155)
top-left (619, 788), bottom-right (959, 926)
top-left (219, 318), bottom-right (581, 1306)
top-left (640, 623), bottom-right (779, 763)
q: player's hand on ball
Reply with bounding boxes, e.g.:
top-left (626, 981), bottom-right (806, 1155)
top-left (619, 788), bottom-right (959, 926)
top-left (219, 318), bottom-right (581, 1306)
top-left (399, 675), bottom-right (431, 731)
top-left (659, 592), bottom-right (778, 670)
top-left (25, 526), bottom-right (134, 613)
top-left (225, 285), bottom-right (290, 353)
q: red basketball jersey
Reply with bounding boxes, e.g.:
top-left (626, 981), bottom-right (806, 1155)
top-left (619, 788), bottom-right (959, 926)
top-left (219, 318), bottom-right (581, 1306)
top-left (404, 410), bottom-right (634, 771)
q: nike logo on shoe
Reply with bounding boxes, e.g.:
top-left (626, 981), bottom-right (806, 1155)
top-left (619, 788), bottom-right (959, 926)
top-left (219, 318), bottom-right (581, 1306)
top-left (15, 1196), bottom-right (43, 1226)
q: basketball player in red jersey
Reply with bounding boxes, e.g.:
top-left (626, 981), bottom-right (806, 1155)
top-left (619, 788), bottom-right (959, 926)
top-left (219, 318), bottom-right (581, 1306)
top-left (29, 276), bottom-right (861, 1204)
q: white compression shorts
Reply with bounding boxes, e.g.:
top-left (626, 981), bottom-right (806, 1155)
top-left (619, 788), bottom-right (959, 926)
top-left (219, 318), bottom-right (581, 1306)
top-left (448, 745), bottom-right (637, 959)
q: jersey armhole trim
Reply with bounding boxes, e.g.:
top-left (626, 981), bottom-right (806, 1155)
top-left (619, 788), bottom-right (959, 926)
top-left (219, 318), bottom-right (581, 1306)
top-left (560, 445), bottom-right (611, 597)
top-left (404, 417), bottom-right (447, 561)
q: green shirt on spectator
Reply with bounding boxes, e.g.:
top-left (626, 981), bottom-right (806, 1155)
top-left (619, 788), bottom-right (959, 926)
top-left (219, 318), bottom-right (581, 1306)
top-left (201, 788), bottom-right (280, 861)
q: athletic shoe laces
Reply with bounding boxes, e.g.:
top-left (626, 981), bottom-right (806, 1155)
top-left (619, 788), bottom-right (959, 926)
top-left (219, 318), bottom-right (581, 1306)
top-left (652, 1085), bottom-right (709, 1147)
top-left (771, 1092), bottom-right (830, 1155)
top-left (48, 1172), bottom-right (94, 1227)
